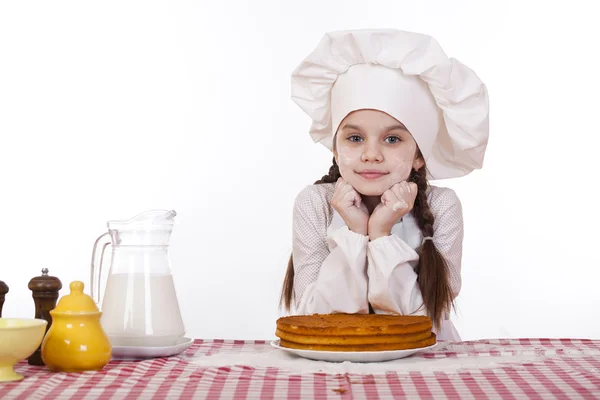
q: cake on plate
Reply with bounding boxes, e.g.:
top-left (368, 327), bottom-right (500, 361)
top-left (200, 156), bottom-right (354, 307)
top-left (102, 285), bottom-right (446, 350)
top-left (275, 313), bottom-right (436, 352)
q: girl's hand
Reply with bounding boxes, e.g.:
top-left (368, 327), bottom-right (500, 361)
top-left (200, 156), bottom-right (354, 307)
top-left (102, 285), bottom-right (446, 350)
top-left (331, 178), bottom-right (369, 235)
top-left (368, 181), bottom-right (418, 240)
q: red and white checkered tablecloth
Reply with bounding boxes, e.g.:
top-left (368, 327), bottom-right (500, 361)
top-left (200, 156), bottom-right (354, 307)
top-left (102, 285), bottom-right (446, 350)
top-left (1, 338), bottom-right (599, 399)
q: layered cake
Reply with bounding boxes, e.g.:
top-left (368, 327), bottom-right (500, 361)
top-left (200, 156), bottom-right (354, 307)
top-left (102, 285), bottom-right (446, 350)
top-left (275, 313), bottom-right (436, 351)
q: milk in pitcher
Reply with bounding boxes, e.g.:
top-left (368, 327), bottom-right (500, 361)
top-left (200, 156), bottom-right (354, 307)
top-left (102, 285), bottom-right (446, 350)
top-left (101, 273), bottom-right (185, 347)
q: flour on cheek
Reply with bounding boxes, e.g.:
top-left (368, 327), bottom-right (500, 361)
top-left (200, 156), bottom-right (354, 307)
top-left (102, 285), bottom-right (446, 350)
top-left (336, 147), bottom-right (360, 178)
top-left (388, 144), bottom-right (416, 184)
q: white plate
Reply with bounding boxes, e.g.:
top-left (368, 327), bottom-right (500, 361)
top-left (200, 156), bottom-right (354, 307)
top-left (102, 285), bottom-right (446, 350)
top-left (270, 340), bottom-right (437, 363)
top-left (111, 337), bottom-right (193, 360)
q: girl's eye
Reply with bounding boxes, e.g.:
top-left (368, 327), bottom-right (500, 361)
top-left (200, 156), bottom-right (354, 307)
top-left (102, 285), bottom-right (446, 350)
top-left (348, 135), bottom-right (363, 142)
top-left (385, 136), bottom-right (401, 144)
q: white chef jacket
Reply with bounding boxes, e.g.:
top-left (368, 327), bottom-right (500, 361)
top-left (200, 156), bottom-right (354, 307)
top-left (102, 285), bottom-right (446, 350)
top-left (290, 182), bottom-right (463, 341)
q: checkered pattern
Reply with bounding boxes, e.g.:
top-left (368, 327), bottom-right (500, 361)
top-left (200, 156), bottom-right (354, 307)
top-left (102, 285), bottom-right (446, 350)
top-left (2, 339), bottom-right (599, 399)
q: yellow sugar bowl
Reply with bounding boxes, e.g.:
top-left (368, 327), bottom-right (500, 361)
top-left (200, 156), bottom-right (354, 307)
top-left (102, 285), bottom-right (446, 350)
top-left (41, 281), bottom-right (111, 372)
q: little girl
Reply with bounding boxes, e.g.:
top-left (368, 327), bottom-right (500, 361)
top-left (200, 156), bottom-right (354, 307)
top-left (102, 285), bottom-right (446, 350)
top-left (280, 29), bottom-right (489, 341)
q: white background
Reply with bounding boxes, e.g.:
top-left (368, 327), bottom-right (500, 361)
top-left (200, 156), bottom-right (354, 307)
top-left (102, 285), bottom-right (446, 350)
top-left (1, 0), bottom-right (599, 342)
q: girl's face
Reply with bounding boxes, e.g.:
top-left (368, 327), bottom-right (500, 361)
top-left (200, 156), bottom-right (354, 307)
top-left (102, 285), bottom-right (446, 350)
top-left (333, 109), bottom-right (424, 196)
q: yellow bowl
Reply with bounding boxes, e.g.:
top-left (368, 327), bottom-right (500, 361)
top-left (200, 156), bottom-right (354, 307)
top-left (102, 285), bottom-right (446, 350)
top-left (0, 318), bottom-right (47, 382)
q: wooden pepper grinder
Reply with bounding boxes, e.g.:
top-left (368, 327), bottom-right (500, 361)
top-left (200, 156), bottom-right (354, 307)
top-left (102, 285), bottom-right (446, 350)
top-left (28, 268), bottom-right (62, 365)
top-left (0, 280), bottom-right (8, 317)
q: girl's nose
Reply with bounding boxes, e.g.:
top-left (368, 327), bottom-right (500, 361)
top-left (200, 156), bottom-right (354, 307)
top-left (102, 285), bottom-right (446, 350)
top-left (361, 143), bottom-right (383, 163)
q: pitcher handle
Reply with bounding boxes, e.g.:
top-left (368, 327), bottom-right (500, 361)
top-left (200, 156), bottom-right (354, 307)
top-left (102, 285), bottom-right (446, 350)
top-left (91, 232), bottom-right (111, 305)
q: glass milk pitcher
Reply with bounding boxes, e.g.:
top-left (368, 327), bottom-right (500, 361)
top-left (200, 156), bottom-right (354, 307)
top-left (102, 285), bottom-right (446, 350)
top-left (91, 210), bottom-right (185, 347)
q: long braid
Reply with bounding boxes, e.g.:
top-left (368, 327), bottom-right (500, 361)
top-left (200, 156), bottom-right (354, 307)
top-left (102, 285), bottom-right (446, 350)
top-left (279, 157), bottom-right (341, 311)
top-left (314, 157), bottom-right (341, 184)
top-left (410, 168), bottom-right (435, 238)
top-left (409, 167), bottom-right (454, 329)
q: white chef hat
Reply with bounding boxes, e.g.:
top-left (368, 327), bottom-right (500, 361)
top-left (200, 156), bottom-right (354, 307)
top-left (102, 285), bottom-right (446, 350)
top-left (290, 29), bottom-right (490, 180)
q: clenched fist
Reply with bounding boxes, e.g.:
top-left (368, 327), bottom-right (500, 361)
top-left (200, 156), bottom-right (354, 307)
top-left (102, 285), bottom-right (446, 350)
top-left (368, 181), bottom-right (418, 240)
top-left (331, 178), bottom-right (369, 236)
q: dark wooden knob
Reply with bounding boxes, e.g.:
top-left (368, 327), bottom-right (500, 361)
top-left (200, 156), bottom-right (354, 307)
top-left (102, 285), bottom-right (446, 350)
top-left (27, 268), bottom-right (62, 365)
top-left (0, 280), bottom-right (8, 318)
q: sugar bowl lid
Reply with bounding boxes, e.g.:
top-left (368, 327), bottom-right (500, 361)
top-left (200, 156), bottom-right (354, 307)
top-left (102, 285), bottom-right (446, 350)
top-left (53, 281), bottom-right (99, 314)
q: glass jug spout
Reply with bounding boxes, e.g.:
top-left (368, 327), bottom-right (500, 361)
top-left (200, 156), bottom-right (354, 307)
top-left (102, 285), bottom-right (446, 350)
top-left (111, 209), bottom-right (177, 226)
top-left (108, 209), bottom-right (177, 247)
